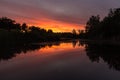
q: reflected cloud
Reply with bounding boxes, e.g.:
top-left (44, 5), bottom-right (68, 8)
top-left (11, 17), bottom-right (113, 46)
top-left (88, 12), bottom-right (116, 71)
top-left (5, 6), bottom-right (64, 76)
top-left (0, 40), bottom-right (82, 62)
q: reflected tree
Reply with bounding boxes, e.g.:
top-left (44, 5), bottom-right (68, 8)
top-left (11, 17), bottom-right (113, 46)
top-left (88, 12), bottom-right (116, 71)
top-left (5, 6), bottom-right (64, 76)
top-left (82, 41), bottom-right (120, 71)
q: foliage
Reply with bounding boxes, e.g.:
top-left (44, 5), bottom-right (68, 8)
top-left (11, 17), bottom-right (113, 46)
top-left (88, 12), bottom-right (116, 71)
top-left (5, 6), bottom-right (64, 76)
top-left (0, 17), bottom-right (79, 44)
top-left (83, 8), bottom-right (120, 40)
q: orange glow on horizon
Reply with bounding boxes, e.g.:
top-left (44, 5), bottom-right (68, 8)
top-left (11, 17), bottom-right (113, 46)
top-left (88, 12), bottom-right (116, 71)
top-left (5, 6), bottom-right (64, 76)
top-left (12, 17), bottom-right (85, 32)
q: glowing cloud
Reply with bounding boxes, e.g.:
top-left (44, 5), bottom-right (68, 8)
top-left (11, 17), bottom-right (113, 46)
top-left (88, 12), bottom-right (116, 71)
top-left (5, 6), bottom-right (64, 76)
top-left (0, 0), bottom-right (120, 32)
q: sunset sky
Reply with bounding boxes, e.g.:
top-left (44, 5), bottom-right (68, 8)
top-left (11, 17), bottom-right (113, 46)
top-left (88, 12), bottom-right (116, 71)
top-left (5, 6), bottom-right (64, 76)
top-left (0, 0), bottom-right (120, 32)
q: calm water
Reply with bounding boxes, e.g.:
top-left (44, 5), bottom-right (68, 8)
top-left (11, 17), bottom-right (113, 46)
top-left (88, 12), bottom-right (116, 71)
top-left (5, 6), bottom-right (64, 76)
top-left (0, 40), bottom-right (120, 80)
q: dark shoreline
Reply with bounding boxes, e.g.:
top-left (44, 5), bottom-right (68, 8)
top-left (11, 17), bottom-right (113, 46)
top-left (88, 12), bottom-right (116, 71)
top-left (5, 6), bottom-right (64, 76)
top-left (79, 39), bottom-right (120, 45)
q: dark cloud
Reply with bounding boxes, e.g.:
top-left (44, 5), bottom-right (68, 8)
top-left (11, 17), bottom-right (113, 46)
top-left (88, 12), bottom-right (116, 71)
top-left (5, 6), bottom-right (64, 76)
top-left (0, 0), bottom-right (120, 25)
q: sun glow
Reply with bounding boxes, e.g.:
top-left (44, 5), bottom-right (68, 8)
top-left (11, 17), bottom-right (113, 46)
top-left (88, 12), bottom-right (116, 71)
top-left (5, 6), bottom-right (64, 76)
top-left (13, 17), bottom-right (85, 32)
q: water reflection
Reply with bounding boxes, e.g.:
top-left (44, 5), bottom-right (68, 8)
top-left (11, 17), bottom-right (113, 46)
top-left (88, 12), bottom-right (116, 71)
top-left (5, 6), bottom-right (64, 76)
top-left (81, 40), bottom-right (120, 71)
top-left (1, 40), bottom-right (120, 72)
top-left (1, 40), bottom-right (120, 80)
top-left (0, 40), bottom-right (79, 61)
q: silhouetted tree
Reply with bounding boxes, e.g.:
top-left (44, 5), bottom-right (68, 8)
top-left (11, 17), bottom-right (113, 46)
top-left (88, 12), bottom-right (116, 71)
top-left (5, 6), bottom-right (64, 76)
top-left (101, 8), bottom-right (120, 39)
top-left (85, 15), bottom-right (100, 38)
top-left (13, 23), bottom-right (21, 31)
top-left (0, 16), bottom-right (79, 44)
top-left (72, 29), bottom-right (77, 35)
top-left (21, 23), bottom-right (28, 32)
top-left (78, 30), bottom-right (86, 38)
top-left (84, 8), bottom-right (120, 40)
top-left (48, 29), bottom-right (53, 34)
top-left (29, 26), bottom-right (40, 32)
top-left (0, 17), bottom-right (16, 30)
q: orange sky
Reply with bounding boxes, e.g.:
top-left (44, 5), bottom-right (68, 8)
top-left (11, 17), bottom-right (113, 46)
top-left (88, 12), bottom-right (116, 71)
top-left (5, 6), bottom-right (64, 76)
top-left (14, 17), bottom-right (85, 32)
top-left (0, 0), bottom-right (86, 32)
top-left (1, 0), bottom-right (120, 32)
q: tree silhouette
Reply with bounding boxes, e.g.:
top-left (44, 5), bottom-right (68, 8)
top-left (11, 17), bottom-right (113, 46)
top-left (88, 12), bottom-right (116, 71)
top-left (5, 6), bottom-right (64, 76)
top-left (78, 30), bottom-right (85, 38)
top-left (13, 23), bottom-right (21, 31)
top-left (101, 8), bottom-right (120, 39)
top-left (0, 17), bottom-right (16, 30)
top-left (48, 29), bottom-right (53, 34)
top-left (29, 26), bottom-right (40, 32)
top-left (0, 16), bottom-right (80, 44)
top-left (83, 8), bottom-right (120, 40)
top-left (21, 23), bottom-right (28, 32)
top-left (85, 15), bottom-right (100, 38)
top-left (72, 29), bottom-right (77, 35)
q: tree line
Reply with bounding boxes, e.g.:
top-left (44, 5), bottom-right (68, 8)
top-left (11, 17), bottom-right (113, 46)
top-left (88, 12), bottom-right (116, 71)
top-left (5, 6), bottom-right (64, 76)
top-left (0, 17), bottom-right (80, 45)
top-left (80, 8), bottom-right (120, 40)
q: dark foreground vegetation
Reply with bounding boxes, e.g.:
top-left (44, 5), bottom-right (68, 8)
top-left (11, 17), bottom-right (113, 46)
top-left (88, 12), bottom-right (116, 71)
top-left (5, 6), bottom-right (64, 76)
top-left (0, 17), bottom-right (79, 45)
top-left (80, 8), bottom-right (120, 41)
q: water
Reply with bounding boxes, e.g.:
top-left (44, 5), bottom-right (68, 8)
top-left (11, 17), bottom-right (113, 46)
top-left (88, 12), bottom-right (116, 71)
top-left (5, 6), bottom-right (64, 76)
top-left (0, 40), bottom-right (120, 80)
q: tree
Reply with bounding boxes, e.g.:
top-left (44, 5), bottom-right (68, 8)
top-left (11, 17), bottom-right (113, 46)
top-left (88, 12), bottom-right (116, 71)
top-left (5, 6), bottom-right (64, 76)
top-left (78, 30), bottom-right (85, 39)
top-left (21, 23), bottom-right (28, 32)
top-left (72, 29), bottom-right (77, 35)
top-left (48, 29), bottom-right (53, 33)
top-left (84, 8), bottom-right (120, 40)
top-left (101, 8), bottom-right (120, 39)
top-left (13, 23), bottom-right (21, 30)
top-left (85, 15), bottom-right (100, 33)
top-left (29, 26), bottom-right (40, 32)
top-left (78, 30), bottom-right (84, 34)
top-left (0, 17), bottom-right (15, 30)
top-left (85, 15), bottom-right (100, 38)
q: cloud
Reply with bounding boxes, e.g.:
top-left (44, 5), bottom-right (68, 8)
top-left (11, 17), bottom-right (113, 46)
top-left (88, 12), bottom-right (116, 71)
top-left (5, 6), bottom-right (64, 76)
top-left (0, 0), bottom-right (120, 27)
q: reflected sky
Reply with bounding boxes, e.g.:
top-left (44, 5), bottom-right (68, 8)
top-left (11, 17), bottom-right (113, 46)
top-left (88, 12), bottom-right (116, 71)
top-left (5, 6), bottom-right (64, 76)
top-left (0, 41), bottom-right (120, 80)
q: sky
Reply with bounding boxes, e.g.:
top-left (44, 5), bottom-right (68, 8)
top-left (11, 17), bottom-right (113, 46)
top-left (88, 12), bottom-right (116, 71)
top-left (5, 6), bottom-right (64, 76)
top-left (0, 0), bottom-right (120, 32)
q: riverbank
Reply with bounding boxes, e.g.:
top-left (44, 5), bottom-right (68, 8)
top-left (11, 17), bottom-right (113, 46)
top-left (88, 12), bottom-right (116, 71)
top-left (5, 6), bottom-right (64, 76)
top-left (79, 39), bottom-right (120, 45)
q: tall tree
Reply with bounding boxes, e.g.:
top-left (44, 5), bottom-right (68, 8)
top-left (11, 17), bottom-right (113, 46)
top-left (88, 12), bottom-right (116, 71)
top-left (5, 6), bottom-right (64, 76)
top-left (101, 8), bottom-right (120, 39)
top-left (85, 15), bottom-right (100, 38)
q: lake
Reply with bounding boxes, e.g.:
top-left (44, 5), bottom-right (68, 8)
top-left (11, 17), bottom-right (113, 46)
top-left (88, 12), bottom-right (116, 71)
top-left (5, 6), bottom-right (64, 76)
top-left (0, 40), bottom-right (120, 80)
